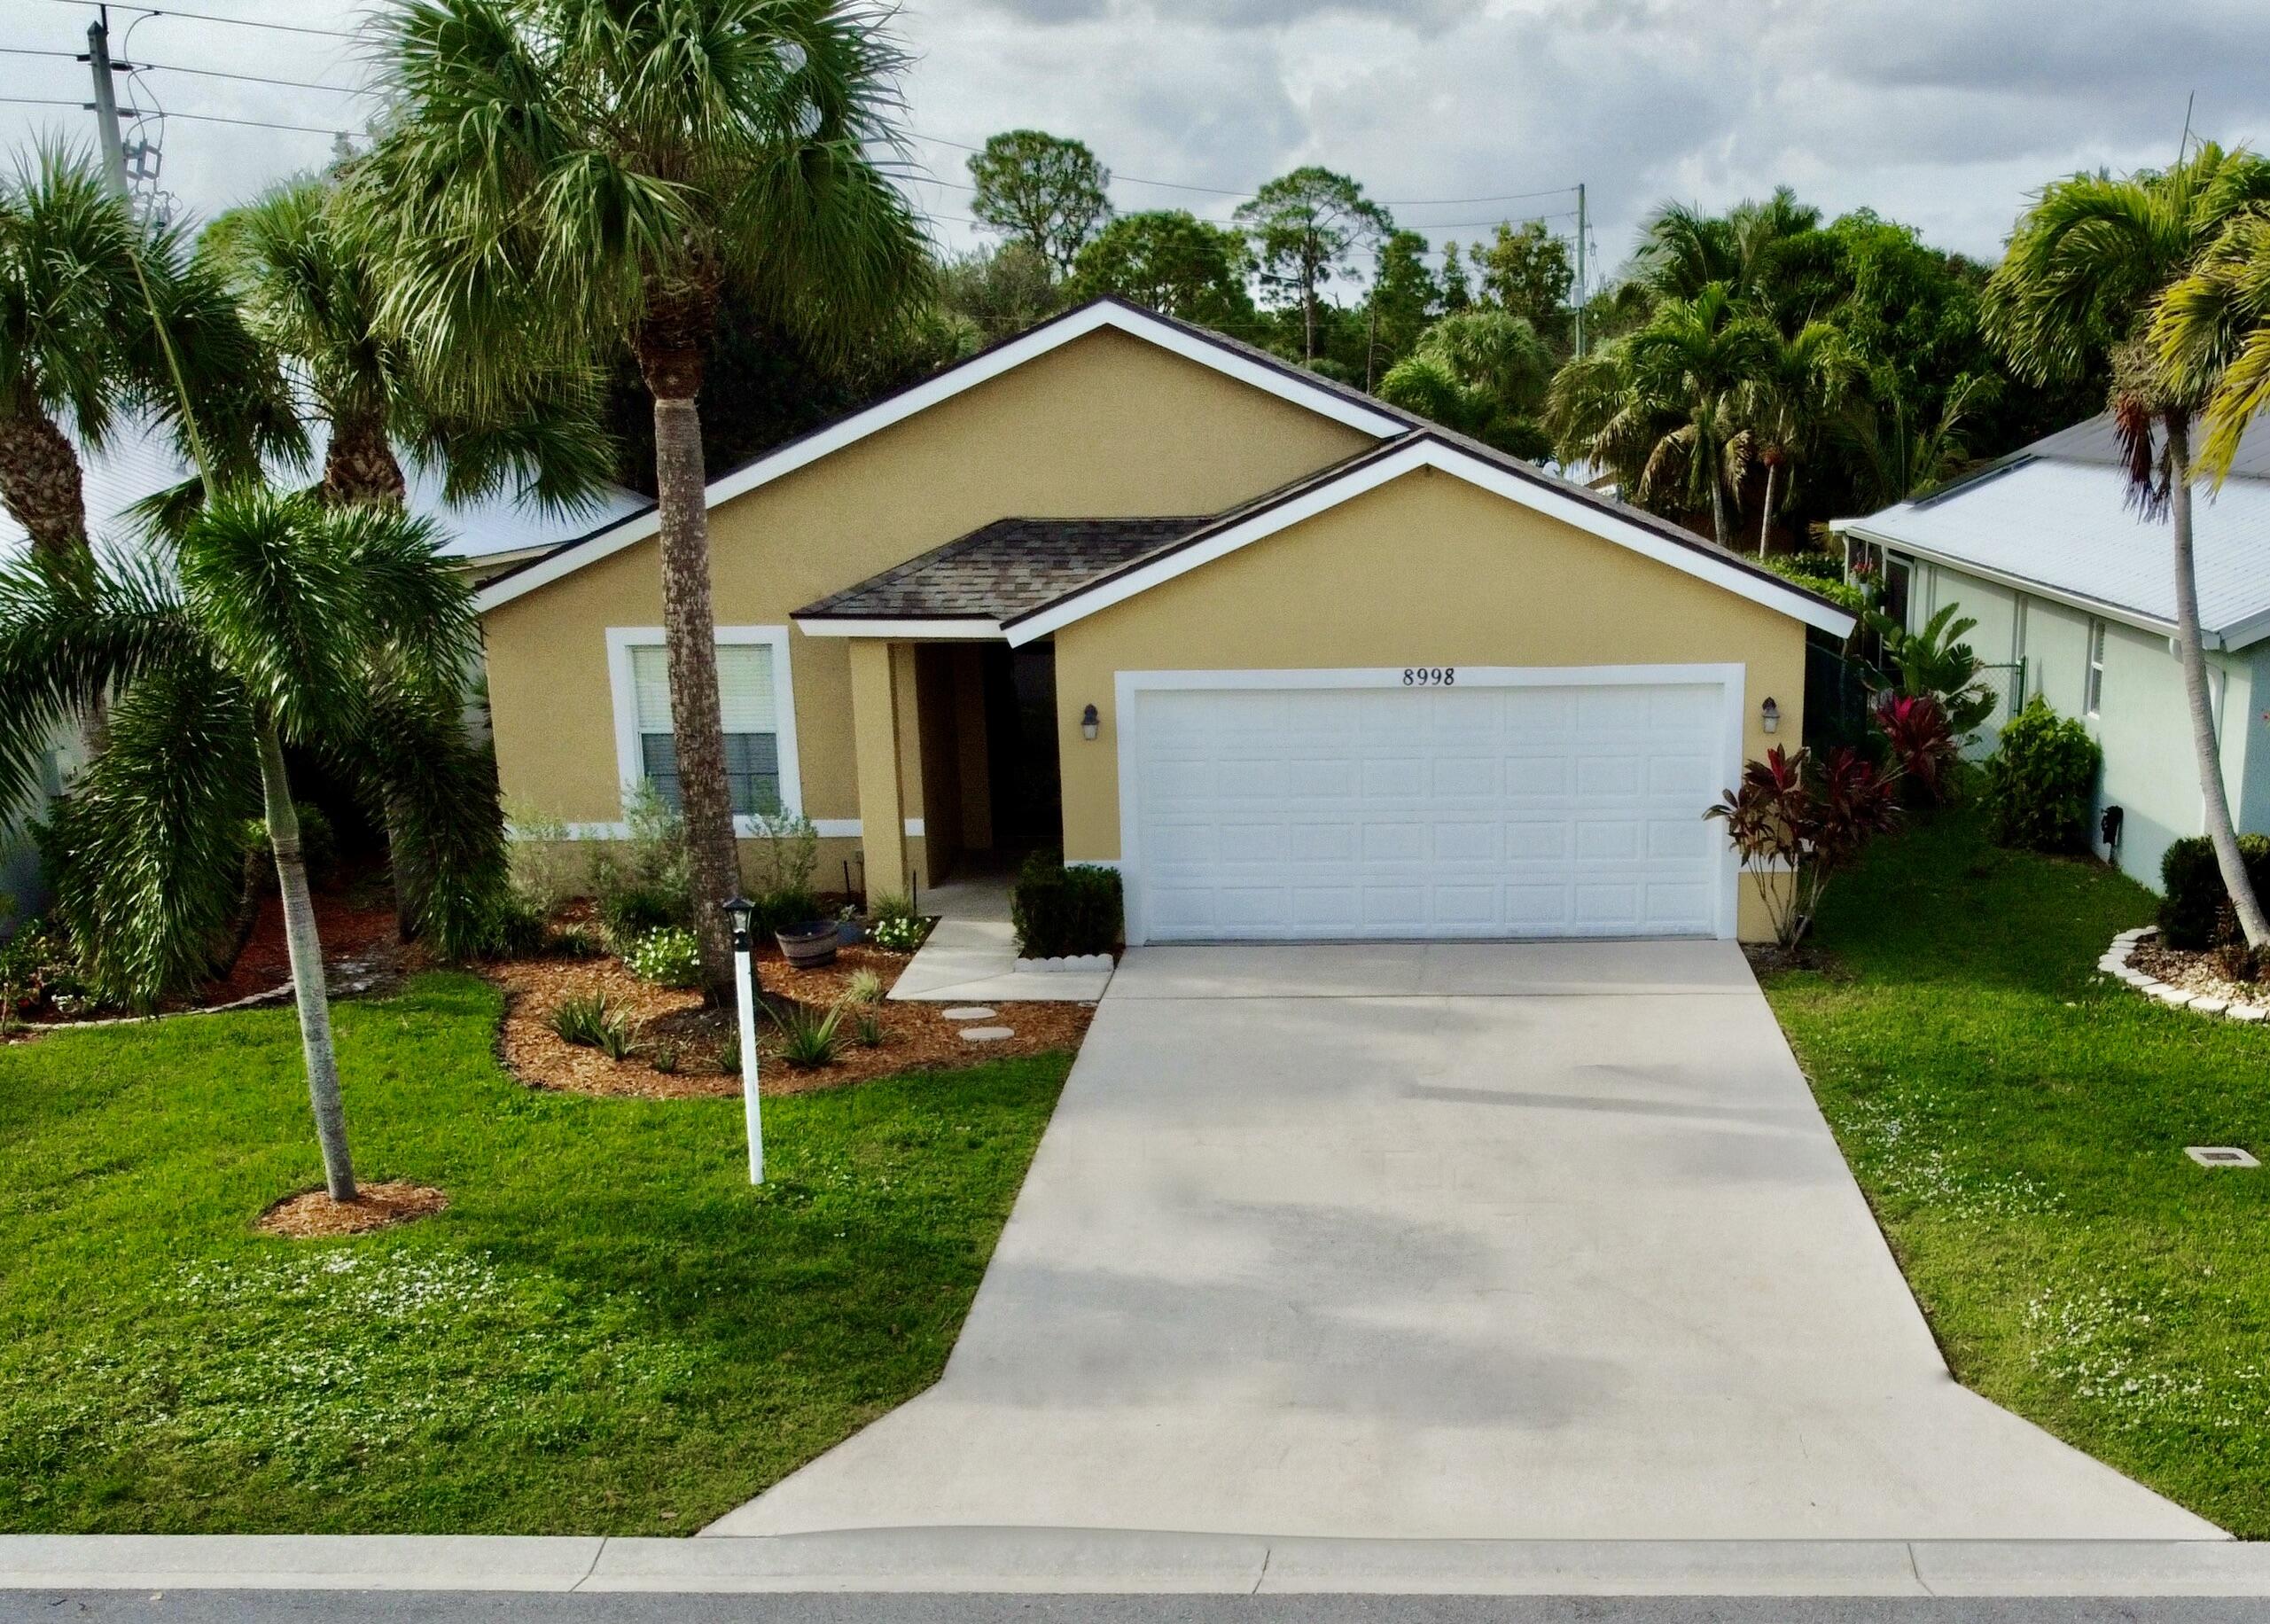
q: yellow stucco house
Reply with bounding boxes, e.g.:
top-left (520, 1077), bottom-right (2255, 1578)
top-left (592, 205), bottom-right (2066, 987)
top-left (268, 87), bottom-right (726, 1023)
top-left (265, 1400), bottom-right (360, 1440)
top-left (478, 298), bottom-right (1851, 944)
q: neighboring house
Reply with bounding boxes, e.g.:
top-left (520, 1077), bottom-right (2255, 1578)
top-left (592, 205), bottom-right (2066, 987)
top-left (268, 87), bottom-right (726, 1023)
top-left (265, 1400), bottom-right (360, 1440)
top-left (0, 421), bottom-right (647, 924)
top-left (1834, 415), bottom-right (2270, 892)
top-left (481, 297), bottom-right (1851, 945)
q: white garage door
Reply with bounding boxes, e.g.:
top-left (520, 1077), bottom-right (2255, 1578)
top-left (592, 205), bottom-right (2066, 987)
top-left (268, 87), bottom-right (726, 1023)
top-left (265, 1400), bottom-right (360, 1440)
top-left (1123, 670), bottom-right (1738, 942)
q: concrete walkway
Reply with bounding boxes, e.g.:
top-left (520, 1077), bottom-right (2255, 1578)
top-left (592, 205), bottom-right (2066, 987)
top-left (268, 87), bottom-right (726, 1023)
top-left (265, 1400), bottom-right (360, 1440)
top-left (717, 940), bottom-right (2218, 1542)
top-left (887, 871), bottom-right (1112, 1003)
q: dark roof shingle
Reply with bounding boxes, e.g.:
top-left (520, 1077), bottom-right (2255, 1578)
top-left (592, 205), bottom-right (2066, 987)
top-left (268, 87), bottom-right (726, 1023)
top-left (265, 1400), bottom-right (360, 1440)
top-left (795, 515), bottom-right (1211, 621)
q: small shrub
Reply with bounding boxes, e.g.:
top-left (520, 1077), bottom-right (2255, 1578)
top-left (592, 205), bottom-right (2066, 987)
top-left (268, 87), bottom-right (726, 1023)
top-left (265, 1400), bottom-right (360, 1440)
top-left (648, 1040), bottom-right (681, 1074)
top-left (0, 917), bottom-right (82, 1023)
top-left (753, 886), bottom-right (822, 934)
top-left (852, 1010), bottom-right (885, 1048)
top-left (1707, 745), bottom-right (1901, 950)
top-left (243, 801), bottom-right (338, 888)
top-left (768, 1000), bottom-right (844, 1069)
top-left (1871, 690), bottom-right (1960, 806)
top-left (1759, 550), bottom-right (1866, 617)
top-left (870, 913), bottom-right (925, 953)
top-left (845, 967), bottom-right (885, 1004)
top-left (479, 894), bottom-right (548, 957)
top-left (621, 925), bottom-right (702, 988)
top-left (548, 991), bottom-right (635, 1058)
top-left (1982, 698), bottom-right (2101, 854)
top-left (2159, 834), bottom-right (2270, 949)
top-left (869, 888), bottom-right (917, 925)
top-left (745, 809), bottom-right (820, 900)
top-left (2213, 940), bottom-right (2263, 985)
top-left (546, 922), bottom-right (606, 958)
top-left (502, 797), bottom-right (579, 922)
top-left (715, 1031), bottom-right (741, 1074)
top-left (1010, 850), bottom-right (1123, 958)
top-left (589, 781), bottom-right (691, 941)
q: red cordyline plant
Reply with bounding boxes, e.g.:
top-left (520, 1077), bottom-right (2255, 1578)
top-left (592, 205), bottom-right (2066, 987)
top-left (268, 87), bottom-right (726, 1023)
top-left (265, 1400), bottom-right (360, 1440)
top-left (1871, 689), bottom-right (1960, 805)
top-left (1706, 746), bottom-right (1903, 949)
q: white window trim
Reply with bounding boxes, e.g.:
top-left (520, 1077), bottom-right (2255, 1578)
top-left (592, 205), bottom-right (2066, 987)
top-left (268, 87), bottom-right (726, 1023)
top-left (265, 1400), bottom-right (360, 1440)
top-left (2085, 618), bottom-right (2107, 718)
top-left (605, 625), bottom-right (805, 836)
top-left (1109, 663), bottom-right (1749, 947)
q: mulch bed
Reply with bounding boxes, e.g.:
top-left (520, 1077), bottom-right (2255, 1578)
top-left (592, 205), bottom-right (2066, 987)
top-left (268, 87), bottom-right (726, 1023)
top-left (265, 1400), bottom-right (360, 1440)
top-left (2129, 939), bottom-right (2270, 1011)
top-left (256, 1180), bottom-right (449, 1238)
top-left (486, 940), bottom-right (1095, 1100)
top-left (205, 883), bottom-right (402, 1006)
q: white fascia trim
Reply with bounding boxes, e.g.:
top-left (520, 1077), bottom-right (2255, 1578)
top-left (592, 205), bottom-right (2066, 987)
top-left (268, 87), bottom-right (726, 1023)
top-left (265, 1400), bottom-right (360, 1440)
top-left (1007, 441), bottom-right (1855, 645)
top-left (1836, 522), bottom-right (2230, 646)
top-left (476, 301), bottom-right (1408, 613)
top-left (1110, 663), bottom-right (1749, 946)
top-left (604, 625), bottom-right (806, 835)
top-left (793, 617), bottom-right (1002, 640)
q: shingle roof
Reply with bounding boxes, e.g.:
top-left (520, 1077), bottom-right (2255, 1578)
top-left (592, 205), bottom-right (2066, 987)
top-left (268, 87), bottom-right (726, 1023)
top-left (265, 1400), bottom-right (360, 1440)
top-left (795, 515), bottom-right (1212, 620)
top-left (1839, 414), bottom-right (2270, 648)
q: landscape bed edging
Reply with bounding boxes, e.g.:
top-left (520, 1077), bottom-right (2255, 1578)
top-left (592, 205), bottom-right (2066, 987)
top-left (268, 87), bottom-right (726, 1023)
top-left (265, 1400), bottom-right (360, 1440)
top-left (2099, 926), bottom-right (2268, 1024)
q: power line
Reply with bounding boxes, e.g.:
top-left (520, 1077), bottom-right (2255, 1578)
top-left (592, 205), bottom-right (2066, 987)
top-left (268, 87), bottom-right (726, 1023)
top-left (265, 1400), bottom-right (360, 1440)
top-left (133, 59), bottom-right (368, 96)
top-left (24, 0), bottom-right (361, 40)
top-left (0, 93), bottom-right (346, 137)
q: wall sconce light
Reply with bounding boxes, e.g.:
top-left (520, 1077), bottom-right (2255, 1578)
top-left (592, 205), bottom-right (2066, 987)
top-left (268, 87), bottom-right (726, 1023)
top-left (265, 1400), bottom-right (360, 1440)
top-left (1759, 697), bottom-right (1780, 735)
top-left (1080, 703), bottom-right (1100, 741)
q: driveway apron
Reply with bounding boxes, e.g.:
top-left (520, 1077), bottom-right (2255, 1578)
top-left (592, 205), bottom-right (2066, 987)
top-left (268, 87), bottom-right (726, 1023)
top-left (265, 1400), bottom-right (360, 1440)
top-left (711, 941), bottom-right (2219, 1541)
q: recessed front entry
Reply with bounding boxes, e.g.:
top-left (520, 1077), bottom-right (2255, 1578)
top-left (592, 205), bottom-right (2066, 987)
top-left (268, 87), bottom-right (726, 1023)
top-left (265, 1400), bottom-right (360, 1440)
top-left (1118, 667), bottom-right (1744, 942)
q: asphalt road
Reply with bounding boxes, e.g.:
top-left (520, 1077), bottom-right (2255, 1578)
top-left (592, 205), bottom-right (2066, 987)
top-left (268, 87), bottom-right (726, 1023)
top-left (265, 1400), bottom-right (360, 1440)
top-left (9, 1596), bottom-right (2270, 1623)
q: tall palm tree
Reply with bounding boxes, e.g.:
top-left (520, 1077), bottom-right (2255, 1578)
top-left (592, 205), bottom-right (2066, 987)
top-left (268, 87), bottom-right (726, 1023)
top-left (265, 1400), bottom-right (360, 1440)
top-left (365, 0), bottom-right (931, 995)
top-left (1736, 320), bottom-right (1857, 553)
top-left (1633, 187), bottom-right (1823, 331)
top-left (1837, 365), bottom-right (1994, 506)
top-left (0, 144), bottom-right (291, 558)
top-left (201, 176), bottom-right (615, 512)
top-left (0, 489), bottom-right (479, 1198)
top-left (1551, 284), bottom-right (1772, 546)
top-left (1378, 308), bottom-right (1553, 456)
top-left (1985, 142), bottom-right (2270, 949)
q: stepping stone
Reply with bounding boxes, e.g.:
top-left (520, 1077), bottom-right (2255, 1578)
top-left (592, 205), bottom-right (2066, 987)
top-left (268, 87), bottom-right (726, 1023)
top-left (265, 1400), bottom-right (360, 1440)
top-left (941, 1006), bottom-right (997, 1021)
top-left (959, 1026), bottom-right (1015, 1042)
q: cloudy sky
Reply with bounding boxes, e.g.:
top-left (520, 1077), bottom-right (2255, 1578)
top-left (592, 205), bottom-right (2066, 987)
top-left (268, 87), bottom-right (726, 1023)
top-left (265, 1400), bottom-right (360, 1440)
top-left (4, 0), bottom-right (2266, 285)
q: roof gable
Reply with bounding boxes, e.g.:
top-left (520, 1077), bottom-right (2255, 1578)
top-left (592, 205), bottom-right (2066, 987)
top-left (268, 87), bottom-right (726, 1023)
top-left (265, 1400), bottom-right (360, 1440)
top-left (476, 298), bottom-right (1411, 613)
top-left (998, 433), bottom-right (1855, 644)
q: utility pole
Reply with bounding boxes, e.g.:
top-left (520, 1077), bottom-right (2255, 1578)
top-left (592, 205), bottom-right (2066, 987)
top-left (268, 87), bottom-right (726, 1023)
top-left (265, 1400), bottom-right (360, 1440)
top-left (83, 7), bottom-right (129, 198)
top-left (1573, 182), bottom-right (1587, 360)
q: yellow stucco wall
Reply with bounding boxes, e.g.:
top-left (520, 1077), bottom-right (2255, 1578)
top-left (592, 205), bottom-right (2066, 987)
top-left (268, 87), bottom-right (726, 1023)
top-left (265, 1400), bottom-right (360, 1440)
top-left (480, 326), bottom-right (1377, 858)
top-left (1049, 466), bottom-right (1809, 941)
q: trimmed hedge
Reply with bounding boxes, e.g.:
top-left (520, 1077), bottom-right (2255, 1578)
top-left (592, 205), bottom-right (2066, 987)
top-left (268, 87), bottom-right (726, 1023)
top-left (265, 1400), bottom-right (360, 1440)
top-left (2159, 833), bottom-right (2270, 949)
top-left (1010, 850), bottom-right (1122, 958)
top-left (1982, 698), bottom-right (2101, 853)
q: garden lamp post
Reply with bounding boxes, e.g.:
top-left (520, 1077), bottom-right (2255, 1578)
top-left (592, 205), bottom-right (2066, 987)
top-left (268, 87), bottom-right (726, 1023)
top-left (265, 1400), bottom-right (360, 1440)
top-left (722, 894), bottom-right (763, 1185)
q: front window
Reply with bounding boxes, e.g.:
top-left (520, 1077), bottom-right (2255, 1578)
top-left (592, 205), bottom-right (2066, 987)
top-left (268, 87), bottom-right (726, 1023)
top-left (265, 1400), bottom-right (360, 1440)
top-left (2085, 620), bottom-right (2107, 717)
top-left (630, 643), bottom-right (783, 817)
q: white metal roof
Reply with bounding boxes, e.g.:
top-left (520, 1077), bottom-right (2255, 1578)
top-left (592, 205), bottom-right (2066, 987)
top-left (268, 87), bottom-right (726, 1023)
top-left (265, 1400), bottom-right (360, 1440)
top-left (1837, 418), bottom-right (2270, 651)
top-left (0, 418), bottom-right (650, 564)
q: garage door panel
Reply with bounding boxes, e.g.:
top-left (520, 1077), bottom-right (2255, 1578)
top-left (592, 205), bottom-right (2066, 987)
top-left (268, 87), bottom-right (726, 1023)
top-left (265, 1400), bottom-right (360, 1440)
top-left (1130, 676), bottom-right (1730, 941)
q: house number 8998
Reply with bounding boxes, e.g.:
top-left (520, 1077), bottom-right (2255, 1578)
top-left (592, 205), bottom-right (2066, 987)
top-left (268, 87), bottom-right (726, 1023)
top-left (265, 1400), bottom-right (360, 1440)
top-left (1402, 667), bottom-right (1456, 686)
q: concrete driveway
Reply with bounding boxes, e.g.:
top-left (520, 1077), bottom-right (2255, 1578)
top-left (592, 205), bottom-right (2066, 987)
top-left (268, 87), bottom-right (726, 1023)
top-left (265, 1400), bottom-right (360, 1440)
top-left (713, 941), bottom-right (2218, 1542)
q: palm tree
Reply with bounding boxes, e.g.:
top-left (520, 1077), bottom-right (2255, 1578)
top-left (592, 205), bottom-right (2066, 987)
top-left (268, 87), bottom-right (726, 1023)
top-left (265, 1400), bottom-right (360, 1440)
top-left (201, 176), bottom-right (614, 513)
top-left (1377, 308), bottom-right (1553, 457)
top-left (1737, 320), bottom-right (1857, 553)
top-left (1551, 284), bottom-right (1772, 546)
top-left (364, 0), bottom-right (931, 995)
top-left (1634, 187), bottom-right (1823, 331)
top-left (1985, 142), bottom-right (2270, 949)
top-left (0, 144), bottom-right (290, 558)
top-left (2154, 211), bottom-right (2270, 479)
top-left (1838, 365), bottom-right (1994, 506)
top-left (0, 488), bottom-right (479, 1198)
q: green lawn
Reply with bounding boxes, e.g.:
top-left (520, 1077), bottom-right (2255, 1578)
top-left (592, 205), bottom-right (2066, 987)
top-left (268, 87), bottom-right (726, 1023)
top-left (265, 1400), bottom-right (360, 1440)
top-left (1763, 810), bottom-right (2270, 1536)
top-left (0, 972), bottom-right (1067, 1534)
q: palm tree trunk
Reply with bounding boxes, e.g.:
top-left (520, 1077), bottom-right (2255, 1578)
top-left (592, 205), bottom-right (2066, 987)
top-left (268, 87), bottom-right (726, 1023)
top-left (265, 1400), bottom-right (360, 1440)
top-left (0, 402), bottom-right (90, 558)
top-left (257, 720), bottom-right (356, 1201)
top-left (637, 289), bottom-right (741, 1001)
top-left (1758, 460), bottom-right (1777, 556)
top-left (2167, 418), bottom-right (2270, 949)
top-left (1706, 443), bottom-right (1730, 548)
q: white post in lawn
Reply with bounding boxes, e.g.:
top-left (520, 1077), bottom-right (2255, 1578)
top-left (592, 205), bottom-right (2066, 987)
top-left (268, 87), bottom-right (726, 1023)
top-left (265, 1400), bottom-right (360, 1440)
top-left (723, 895), bottom-right (763, 1184)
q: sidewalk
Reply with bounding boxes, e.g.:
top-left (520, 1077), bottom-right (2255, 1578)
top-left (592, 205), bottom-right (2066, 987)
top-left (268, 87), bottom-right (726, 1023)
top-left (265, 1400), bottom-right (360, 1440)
top-left (886, 871), bottom-right (1112, 1003)
top-left (4, 1532), bottom-right (2268, 1596)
